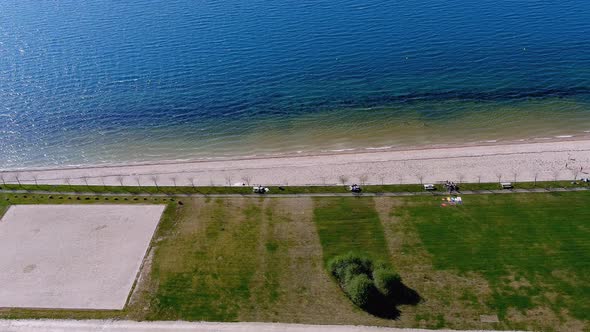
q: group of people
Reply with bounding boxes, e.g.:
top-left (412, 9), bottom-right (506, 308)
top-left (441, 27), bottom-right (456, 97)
top-left (349, 184), bottom-right (362, 193)
top-left (253, 186), bottom-right (269, 193)
top-left (444, 180), bottom-right (460, 193)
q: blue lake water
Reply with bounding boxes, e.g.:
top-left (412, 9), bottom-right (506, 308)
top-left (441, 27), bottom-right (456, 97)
top-left (1, 0), bottom-right (590, 168)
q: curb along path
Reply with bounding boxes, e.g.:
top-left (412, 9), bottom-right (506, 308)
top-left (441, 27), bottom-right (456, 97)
top-left (0, 319), bottom-right (526, 332)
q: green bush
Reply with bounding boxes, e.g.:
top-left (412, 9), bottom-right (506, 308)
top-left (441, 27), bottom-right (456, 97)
top-left (327, 253), bottom-right (419, 317)
top-left (341, 263), bottom-right (367, 285)
top-left (345, 274), bottom-right (378, 308)
top-left (328, 252), bottom-right (412, 313)
top-left (373, 267), bottom-right (401, 297)
top-left (328, 252), bottom-right (372, 281)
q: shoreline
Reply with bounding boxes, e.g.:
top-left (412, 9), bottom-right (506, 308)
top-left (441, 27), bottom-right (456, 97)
top-left (2, 140), bottom-right (589, 187)
top-left (2, 134), bottom-right (589, 173)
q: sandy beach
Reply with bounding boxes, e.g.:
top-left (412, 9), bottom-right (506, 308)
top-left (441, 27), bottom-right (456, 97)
top-left (1, 140), bottom-right (589, 187)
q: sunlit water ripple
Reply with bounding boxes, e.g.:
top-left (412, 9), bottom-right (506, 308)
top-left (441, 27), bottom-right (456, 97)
top-left (1, 0), bottom-right (589, 169)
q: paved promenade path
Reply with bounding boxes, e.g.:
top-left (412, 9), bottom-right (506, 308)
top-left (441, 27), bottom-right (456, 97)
top-left (0, 187), bottom-right (588, 198)
top-left (0, 320), bottom-right (525, 332)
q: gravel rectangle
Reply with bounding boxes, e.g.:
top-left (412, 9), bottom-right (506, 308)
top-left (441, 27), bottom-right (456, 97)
top-left (0, 204), bottom-right (165, 310)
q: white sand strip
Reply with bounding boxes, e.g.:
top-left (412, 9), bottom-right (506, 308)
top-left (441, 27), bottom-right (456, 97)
top-left (0, 320), bottom-right (525, 332)
top-left (1, 140), bottom-right (589, 186)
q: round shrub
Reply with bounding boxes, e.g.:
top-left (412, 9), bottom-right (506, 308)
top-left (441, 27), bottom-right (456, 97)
top-left (328, 255), bottom-right (350, 280)
top-left (345, 274), bottom-right (378, 308)
top-left (328, 252), bottom-right (372, 281)
top-left (343, 264), bottom-right (374, 286)
top-left (373, 267), bottom-right (402, 298)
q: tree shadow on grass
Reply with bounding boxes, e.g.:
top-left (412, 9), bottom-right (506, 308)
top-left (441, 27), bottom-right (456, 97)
top-left (392, 281), bottom-right (422, 306)
top-left (364, 282), bottom-right (422, 319)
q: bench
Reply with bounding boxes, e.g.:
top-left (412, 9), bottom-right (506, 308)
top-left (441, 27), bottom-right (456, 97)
top-left (423, 184), bottom-right (436, 191)
top-left (500, 182), bottom-right (513, 189)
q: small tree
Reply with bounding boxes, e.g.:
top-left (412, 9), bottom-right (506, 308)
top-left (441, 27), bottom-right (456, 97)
top-left (224, 174), bottom-right (233, 186)
top-left (170, 176), bottom-right (177, 187)
top-left (32, 175), bottom-right (39, 188)
top-left (135, 176), bottom-right (141, 189)
top-left (415, 173), bottom-right (424, 185)
top-left (0, 175), bottom-right (5, 186)
top-left (512, 170), bottom-right (519, 184)
top-left (476, 175), bottom-right (482, 184)
top-left (495, 173), bottom-right (502, 183)
top-left (64, 177), bottom-right (72, 190)
top-left (116, 176), bottom-right (125, 187)
top-left (533, 171), bottom-right (539, 186)
top-left (359, 174), bottom-right (369, 186)
top-left (82, 176), bottom-right (90, 189)
top-left (241, 175), bottom-right (252, 186)
top-left (378, 174), bottom-right (385, 185)
top-left (571, 166), bottom-right (581, 182)
top-left (338, 175), bottom-right (349, 186)
top-left (15, 173), bottom-right (23, 189)
top-left (151, 175), bottom-right (159, 191)
top-left (189, 177), bottom-right (196, 188)
top-left (397, 174), bottom-right (404, 185)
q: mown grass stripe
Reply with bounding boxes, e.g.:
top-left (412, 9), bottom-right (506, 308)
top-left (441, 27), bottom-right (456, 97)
top-left (313, 197), bottom-right (390, 265)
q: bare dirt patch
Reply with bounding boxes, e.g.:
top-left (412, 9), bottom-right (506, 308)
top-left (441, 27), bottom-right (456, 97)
top-left (480, 314), bottom-right (499, 323)
top-left (503, 302), bottom-right (588, 332)
top-left (504, 274), bottom-right (532, 290)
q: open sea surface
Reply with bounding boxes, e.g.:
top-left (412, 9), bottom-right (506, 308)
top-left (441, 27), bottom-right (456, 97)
top-left (1, 0), bottom-right (590, 169)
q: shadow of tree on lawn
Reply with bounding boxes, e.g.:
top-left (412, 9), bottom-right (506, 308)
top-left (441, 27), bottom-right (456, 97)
top-left (364, 281), bottom-right (422, 319)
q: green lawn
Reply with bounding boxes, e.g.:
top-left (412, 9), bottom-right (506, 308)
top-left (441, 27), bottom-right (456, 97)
top-left (313, 197), bottom-right (390, 264)
top-left (0, 192), bottom-right (588, 330)
top-left (147, 198), bottom-right (263, 321)
top-left (143, 197), bottom-right (378, 324)
top-left (396, 192), bottom-right (590, 330)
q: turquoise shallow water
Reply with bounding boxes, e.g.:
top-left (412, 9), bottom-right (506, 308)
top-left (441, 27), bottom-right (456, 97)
top-left (1, 0), bottom-right (590, 168)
